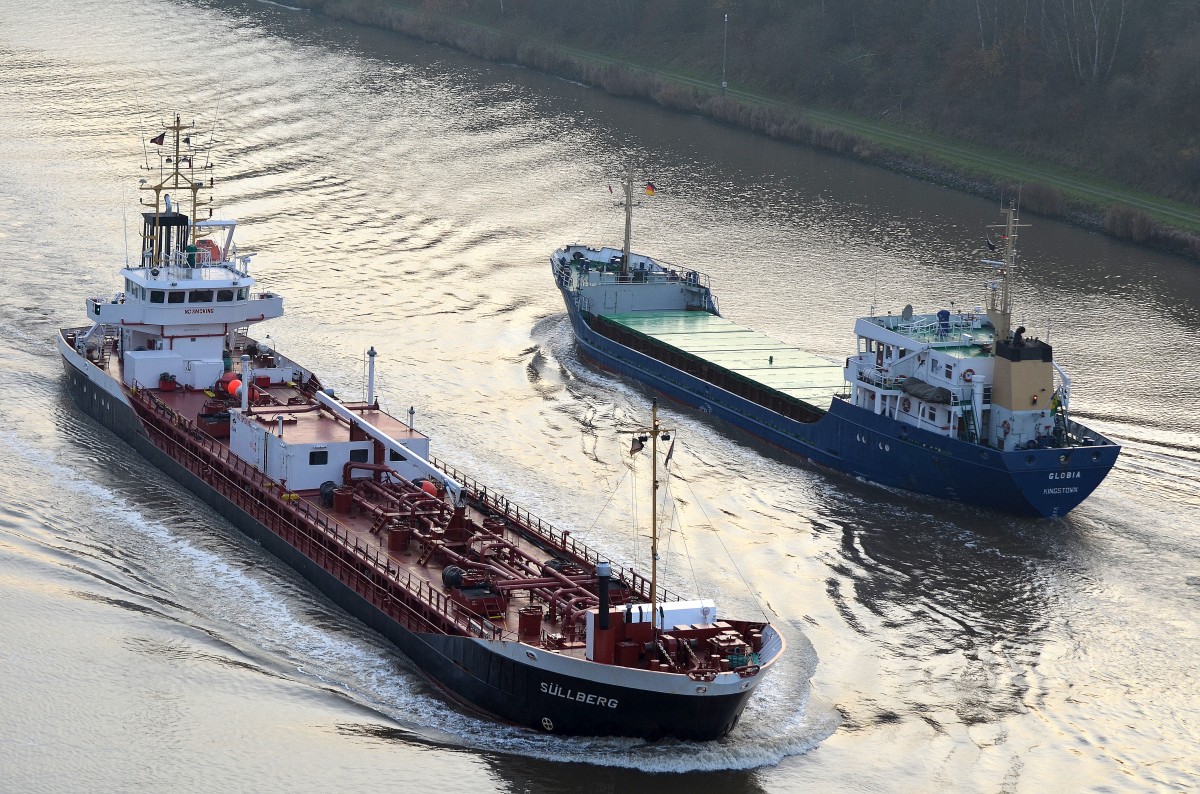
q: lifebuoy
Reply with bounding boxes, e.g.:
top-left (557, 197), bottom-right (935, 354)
top-left (901, 397), bottom-right (912, 413)
top-left (962, 369), bottom-right (975, 383)
top-left (1001, 419), bottom-right (1012, 435)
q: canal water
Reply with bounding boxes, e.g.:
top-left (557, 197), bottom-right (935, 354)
top-left (0, 1), bottom-right (1196, 790)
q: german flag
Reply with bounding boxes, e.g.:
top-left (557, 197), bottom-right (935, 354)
top-left (644, 182), bottom-right (656, 196)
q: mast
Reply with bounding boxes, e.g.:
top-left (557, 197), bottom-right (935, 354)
top-left (650, 399), bottom-right (659, 628)
top-left (140, 115), bottom-right (212, 268)
top-left (641, 399), bottom-right (673, 633)
top-left (984, 202), bottom-right (1028, 341)
top-left (621, 158), bottom-right (634, 279)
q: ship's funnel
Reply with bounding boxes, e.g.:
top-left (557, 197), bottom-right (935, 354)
top-left (597, 561), bottom-right (611, 630)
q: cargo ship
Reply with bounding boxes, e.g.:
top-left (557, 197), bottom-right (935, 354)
top-left (59, 116), bottom-right (782, 741)
top-left (551, 170), bottom-right (1120, 518)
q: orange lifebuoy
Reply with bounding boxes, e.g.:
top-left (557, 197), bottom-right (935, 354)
top-left (962, 369), bottom-right (975, 383)
top-left (901, 397), bottom-right (912, 413)
top-left (1001, 419), bottom-right (1011, 435)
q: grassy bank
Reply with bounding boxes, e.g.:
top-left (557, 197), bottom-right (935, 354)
top-left (293, 0), bottom-right (1200, 259)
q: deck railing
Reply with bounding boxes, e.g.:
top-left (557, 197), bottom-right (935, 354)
top-left (431, 456), bottom-right (685, 607)
top-left (129, 389), bottom-right (505, 641)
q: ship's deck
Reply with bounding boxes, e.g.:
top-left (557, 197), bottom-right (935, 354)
top-left (605, 310), bottom-right (846, 405)
top-left (71, 330), bottom-right (598, 653)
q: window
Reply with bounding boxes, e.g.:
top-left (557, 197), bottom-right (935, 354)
top-left (389, 449), bottom-right (407, 462)
top-left (349, 448), bottom-right (369, 463)
top-left (188, 290), bottom-right (214, 303)
top-left (150, 291), bottom-right (165, 304)
top-left (237, 288), bottom-right (249, 300)
top-left (308, 450), bottom-right (328, 466)
top-left (167, 291), bottom-right (185, 304)
top-left (945, 364), bottom-right (953, 379)
top-left (216, 289), bottom-right (234, 302)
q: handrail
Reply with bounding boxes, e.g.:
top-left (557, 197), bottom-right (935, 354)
top-left (429, 456), bottom-right (686, 607)
top-left (128, 389), bottom-right (503, 641)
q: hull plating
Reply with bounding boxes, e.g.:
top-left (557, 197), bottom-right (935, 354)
top-left (59, 345), bottom-right (755, 740)
top-left (558, 296), bottom-right (1118, 518)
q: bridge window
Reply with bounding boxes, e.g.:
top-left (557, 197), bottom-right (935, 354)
top-left (308, 450), bottom-right (329, 466)
top-left (188, 290), bottom-right (214, 303)
top-left (150, 291), bottom-right (165, 304)
top-left (167, 292), bottom-right (185, 304)
top-left (216, 289), bottom-right (234, 302)
top-left (349, 448), bottom-right (369, 463)
top-left (237, 288), bottom-right (249, 300)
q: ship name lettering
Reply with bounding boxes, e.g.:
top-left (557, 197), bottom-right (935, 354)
top-left (184, 308), bottom-right (215, 314)
top-left (540, 681), bottom-right (618, 708)
top-left (1047, 471), bottom-right (1081, 480)
top-left (1043, 487), bottom-right (1079, 495)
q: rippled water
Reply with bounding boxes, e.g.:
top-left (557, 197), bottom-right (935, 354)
top-left (1, 0), bottom-right (1198, 790)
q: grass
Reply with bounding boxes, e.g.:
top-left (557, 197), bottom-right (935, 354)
top-left (305, 0), bottom-right (1200, 251)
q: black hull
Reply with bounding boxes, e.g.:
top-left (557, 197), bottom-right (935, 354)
top-left (60, 354), bottom-right (755, 740)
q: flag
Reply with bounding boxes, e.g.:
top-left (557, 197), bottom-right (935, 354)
top-left (150, 132), bottom-right (166, 146)
top-left (608, 184), bottom-right (613, 194)
top-left (183, 136), bottom-right (191, 145)
top-left (643, 182), bottom-right (656, 196)
top-left (663, 437), bottom-right (675, 469)
top-left (985, 234), bottom-right (997, 251)
top-left (629, 436), bottom-right (645, 456)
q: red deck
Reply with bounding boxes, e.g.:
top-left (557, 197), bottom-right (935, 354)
top-left (80, 330), bottom-right (767, 673)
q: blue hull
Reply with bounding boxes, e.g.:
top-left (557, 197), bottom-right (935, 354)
top-left (557, 293), bottom-right (1118, 518)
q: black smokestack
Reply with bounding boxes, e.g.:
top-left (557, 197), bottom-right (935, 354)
top-left (597, 561), bottom-right (611, 630)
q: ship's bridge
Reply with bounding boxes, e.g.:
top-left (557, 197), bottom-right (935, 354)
top-left (88, 263), bottom-right (283, 328)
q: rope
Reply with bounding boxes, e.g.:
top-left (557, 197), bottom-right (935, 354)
top-left (681, 466), bottom-right (771, 623)
top-left (660, 471), bottom-right (700, 598)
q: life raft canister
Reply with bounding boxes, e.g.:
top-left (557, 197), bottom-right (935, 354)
top-left (196, 238), bottom-right (221, 264)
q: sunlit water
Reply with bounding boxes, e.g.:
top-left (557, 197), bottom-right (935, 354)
top-left (0, 1), bottom-right (1197, 791)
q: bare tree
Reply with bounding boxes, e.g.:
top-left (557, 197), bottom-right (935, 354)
top-left (1040, 0), bottom-right (1130, 84)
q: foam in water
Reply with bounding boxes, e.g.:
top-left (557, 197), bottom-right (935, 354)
top-left (0, 427), bottom-right (826, 769)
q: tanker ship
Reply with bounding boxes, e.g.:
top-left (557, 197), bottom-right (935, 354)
top-left (551, 169), bottom-right (1120, 518)
top-left (59, 116), bottom-right (782, 740)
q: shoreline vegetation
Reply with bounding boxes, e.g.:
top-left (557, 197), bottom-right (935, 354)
top-left (289, 0), bottom-right (1200, 260)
